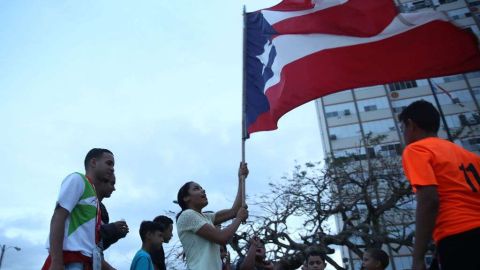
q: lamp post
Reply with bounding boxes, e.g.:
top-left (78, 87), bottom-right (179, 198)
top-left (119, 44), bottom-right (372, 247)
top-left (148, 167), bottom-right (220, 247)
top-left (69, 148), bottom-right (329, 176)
top-left (0, 244), bottom-right (21, 269)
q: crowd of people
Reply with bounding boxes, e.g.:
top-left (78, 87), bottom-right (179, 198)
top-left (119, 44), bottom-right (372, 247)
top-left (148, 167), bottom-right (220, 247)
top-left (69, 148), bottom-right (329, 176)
top-left (41, 100), bottom-right (480, 270)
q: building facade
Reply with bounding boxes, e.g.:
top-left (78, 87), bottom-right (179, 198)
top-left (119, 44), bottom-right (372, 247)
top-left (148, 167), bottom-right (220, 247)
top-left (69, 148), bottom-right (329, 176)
top-left (315, 0), bottom-right (480, 269)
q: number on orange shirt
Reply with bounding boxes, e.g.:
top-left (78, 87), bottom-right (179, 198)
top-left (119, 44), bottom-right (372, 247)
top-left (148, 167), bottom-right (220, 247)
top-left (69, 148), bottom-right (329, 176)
top-left (459, 163), bottom-right (480, 192)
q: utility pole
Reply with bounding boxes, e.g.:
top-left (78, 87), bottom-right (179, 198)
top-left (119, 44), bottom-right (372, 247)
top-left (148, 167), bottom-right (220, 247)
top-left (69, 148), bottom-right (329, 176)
top-left (0, 244), bottom-right (21, 269)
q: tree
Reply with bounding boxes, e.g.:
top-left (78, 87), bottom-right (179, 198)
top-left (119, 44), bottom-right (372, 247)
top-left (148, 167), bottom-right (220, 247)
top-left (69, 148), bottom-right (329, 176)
top-left (230, 135), bottom-right (416, 270)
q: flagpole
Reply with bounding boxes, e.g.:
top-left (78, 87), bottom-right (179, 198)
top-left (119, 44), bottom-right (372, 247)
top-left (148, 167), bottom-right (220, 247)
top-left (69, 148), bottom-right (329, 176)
top-left (241, 5), bottom-right (247, 208)
top-left (428, 78), bottom-right (454, 141)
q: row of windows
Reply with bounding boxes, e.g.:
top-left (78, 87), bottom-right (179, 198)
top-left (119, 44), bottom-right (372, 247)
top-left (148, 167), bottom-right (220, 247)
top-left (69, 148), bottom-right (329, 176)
top-left (387, 74), bottom-right (469, 92)
top-left (329, 119), bottom-right (397, 140)
top-left (400, 0), bottom-right (459, 12)
top-left (325, 97), bottom-right (390, 119)
top-left (333, 143), bottom-right (402, 159)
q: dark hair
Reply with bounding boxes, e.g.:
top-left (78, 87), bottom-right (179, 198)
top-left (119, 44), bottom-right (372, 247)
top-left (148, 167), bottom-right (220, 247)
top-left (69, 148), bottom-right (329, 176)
top-left (84, 148), bottom-right (113, 170)
top-left (398, 100), bottom-right (440, 133)
top-left (365, 248), bottom-right (389, 269)
top-left (139, 221), bottom-right (165, 242)
top-left (153, 215), bottom-right (173, 228)
top-left (306, 250), bottom-right (325, 263)
top-left (176, 181), bottom-right (194, 220)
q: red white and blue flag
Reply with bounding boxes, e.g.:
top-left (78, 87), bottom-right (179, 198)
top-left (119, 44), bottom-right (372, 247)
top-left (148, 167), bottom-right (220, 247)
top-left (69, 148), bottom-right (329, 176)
top-left (245, 0), bottom-right (480, 134)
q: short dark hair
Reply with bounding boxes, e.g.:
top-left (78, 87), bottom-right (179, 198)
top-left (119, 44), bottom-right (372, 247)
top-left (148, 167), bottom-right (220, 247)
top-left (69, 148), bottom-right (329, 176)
top-left (398, 100), bottom-right (440, 133)
top-left (306, 250), bottom-right (325, 263)
top-left (153, 215), bottom-right (173, 228)
top-left (365, 248), bottom-right (389, 269)
top-left (139, 221), bottom-right (165, 242)
top-left (84, 148), bottom-right (113, 170)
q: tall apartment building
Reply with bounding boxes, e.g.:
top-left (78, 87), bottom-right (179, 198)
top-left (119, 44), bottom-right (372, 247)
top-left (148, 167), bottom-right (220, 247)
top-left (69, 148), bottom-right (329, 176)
top-left (315, 1), bottom-right (480, 269)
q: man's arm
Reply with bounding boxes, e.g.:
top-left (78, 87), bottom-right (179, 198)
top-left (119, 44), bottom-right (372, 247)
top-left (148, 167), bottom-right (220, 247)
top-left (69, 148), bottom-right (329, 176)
top-left (412, 185), bottom-right (439, 270)
top-left (214, 162), bottom-right (248, 225)
top-left (237, 238), bottom-right (258, 270)
top-left (49, 205), bottom-right (69, 270)
top-left (101, 221), bottom-right (128, 250)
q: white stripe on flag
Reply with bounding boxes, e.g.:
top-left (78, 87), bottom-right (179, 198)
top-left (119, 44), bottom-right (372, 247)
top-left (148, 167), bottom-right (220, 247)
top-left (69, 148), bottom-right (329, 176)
top-left (259, 11), bottom-right (448, 92)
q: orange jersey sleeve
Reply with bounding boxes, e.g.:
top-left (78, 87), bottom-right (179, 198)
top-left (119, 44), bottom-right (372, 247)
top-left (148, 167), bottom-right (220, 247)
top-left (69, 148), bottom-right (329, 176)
top-left (402, 144), bottom-right (438, 190)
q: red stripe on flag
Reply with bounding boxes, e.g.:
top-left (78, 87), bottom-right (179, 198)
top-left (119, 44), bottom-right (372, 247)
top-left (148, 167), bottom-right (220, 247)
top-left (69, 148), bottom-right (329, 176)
top-left (271, 0), bottom-right (397, 37)
top-left (267, 0), bottom-right (314, 11)
top-left (248, 21), bottom-right (480, 133)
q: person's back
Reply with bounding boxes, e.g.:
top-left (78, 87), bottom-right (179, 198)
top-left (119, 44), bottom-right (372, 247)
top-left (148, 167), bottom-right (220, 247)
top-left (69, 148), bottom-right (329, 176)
top-left (403, 137), bottom-right (480, 242)
top-left (400, 100), bottom-right (480, 270)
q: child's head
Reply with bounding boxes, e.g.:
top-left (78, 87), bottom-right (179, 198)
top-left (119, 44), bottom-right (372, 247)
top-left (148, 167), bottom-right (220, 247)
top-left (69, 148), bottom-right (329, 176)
top-left (305, 250), bottom-right (326, 270)
top-left (362, 248), bottom-right (389, 270)
top-left (398, 100), bottom-right (440, 144)
top-left (139, 221), bottom-right (165, 251)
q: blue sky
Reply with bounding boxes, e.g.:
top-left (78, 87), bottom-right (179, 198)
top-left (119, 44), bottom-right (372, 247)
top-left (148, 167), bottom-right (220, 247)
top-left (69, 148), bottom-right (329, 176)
top-left (0, 1), bottom-right (324, 269)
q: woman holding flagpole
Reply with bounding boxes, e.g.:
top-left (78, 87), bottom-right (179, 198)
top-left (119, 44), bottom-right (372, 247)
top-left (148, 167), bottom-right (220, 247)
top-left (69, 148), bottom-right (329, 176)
top-left (175, 162), bottom-right (249, 270)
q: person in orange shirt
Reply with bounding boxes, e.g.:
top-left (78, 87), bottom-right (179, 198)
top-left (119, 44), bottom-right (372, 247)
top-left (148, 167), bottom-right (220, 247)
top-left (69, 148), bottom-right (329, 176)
top-left (400, 100), bottom-right (480, 270)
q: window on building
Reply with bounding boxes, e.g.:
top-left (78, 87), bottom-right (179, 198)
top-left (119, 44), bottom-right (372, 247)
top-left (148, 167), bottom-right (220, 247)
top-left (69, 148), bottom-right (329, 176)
top-left (357, 97), bottom-right (389, 113)
top-left (435, 90), bottom-right (471, 106)
top-left (447, 8), bottom-right (471, 20)
top-left (467, 71), bottom-right (480, 79)
top-left (400, 0), bottom-right (432, 11)
top-left (325, 102), bottom-right (356, 118)
top-left (439, 0), bottom-right (458, 4)
top-left (431, 74), bottom-right (465, 84)
top-left (468, 137), bottom-right (480, 145)
top-left (392, 96), bottom-right (436, 114)
top-left (388, 80), bottom-right (418, 91)
top-left (393, 256), bottom-right (413, 270)
top-left (379, 143), bottom-right (402, 157)
top-left (326, 111), bottom-right (339, 118)
top-left (472, 87), bottom-right (480, 104)
top-left (362, 119), bottom-right (396, 135)
top-left (467, 0), bottom-right (480, 7)
top-left (329, 124), bottom-right (361, 139)
top-left (364, 105), bottom-right (378, 112)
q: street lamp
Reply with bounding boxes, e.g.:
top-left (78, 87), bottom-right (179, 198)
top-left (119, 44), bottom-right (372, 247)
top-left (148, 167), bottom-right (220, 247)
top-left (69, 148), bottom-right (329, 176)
top-left (0, 244), bottom-right (21, 269)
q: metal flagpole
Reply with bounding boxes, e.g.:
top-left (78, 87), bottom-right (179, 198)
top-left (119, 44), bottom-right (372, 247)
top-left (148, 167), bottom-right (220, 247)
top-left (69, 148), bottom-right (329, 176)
top-left (241, 5), bottom-right (247, 208)
top-left (428, 78), bottom-right (454, 141)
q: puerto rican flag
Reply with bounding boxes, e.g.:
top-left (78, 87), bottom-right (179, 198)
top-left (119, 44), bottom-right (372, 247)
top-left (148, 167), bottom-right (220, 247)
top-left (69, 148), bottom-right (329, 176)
top-left (245, 0), bottom-right (480, 134)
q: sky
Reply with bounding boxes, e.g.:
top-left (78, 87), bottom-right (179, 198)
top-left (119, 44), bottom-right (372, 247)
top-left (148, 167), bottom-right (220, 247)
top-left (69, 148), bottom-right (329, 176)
top-left (0, 1), bottom-right (326, 269)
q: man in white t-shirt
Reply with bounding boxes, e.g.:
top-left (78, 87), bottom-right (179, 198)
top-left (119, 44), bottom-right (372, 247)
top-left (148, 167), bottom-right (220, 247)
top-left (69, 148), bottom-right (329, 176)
top-left (42, 148), bottom-right (115, 270)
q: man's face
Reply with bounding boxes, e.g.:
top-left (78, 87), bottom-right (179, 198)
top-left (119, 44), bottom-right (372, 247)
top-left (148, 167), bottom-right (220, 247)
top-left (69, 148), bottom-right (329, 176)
top-left (400, 120), bottom-right (415, 145)
top-left (163, 224), bottom-right (173, 243)
top-left (255, 242), bottom-right (266, 259)
top-left (307, 256), bottom-right (326, 270)
top-left (103, 175), bottom-right (116, 198)
top-left (93, 152), bottom-right (115, 181)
